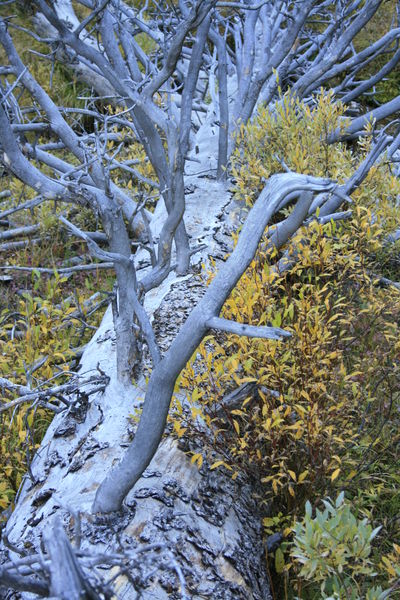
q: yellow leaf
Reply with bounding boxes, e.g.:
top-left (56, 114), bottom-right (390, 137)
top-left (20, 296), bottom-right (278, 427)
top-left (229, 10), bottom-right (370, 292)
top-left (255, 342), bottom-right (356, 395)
top-left (298, 470), bottom-right (308, 483)
top-left (190, 452), bottom-right (203, 466)
top-left (173, 422), bottom-right (186, 438)
top-left (294, 428), bottom-right (303, 440)
top-left (331, 468), bottom-right (341, 482)
top-left (192, 387), bottom-right (201, 402)
top-left (210, 461), bottom-right (223, 469)
top-left (233, 420), bottom-right (240, 435)
top-left (288, 470), bottom-right (297, 482)
top-left (283, 527), bottom-right (292, 538)
top-left (381, 557), bottom-right (396, 576)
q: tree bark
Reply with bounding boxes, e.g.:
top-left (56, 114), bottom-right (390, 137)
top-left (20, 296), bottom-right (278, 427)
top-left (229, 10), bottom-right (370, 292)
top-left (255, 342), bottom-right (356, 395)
top-left (1, 114), bottom-right (272, 599)
top-left (2, 2), bottom-right (399, 596)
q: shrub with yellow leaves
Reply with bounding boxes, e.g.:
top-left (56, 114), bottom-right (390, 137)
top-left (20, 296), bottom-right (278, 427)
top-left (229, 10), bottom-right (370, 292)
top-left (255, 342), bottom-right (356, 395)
top-left (172, 90), bottom-right (400, 596)
top-left (0, 273), bottom-right (106, 510)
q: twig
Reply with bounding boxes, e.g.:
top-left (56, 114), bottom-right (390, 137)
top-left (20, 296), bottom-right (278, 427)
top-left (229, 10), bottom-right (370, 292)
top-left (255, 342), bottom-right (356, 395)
top-left (0, 263), bottom-right (114, 274)
top-left (0, 237), bottom-right (43, 252)
top-left (0, 224), bottom-right (40, 241)
top-left (0, 195), bottom-right (44, 219)
top-left (0, 375), bottom-right (109, 414)
top-left (207, 316), bottom-right (292, 340)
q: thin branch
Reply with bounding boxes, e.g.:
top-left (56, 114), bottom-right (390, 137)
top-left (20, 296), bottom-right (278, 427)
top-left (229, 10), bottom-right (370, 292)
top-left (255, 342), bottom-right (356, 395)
top-left (0, 237), bottom-right (44, 252)
top-left (59, 215), bottom-right (128, 265)
top-left (206, 316), bottom-right (291, 340)
top-left (217, 0), bottom-right (269, 8)
top-left (74, 0), bottom-right (112, 37)
top-left (0, 224), bottom-right (40, 241)
top-left (0, 195), bottom-right (44, 219)
top-left (0, 375), bottom-right (109, 414)
top-left (0, 263), bottom-right (114, 274)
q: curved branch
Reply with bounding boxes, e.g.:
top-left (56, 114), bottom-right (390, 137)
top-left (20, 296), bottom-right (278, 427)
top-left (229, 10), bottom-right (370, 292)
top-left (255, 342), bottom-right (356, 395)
top-left (93, 172), bottom-right (333, 513)
top-left (329, 96), bottom-right (400, 142)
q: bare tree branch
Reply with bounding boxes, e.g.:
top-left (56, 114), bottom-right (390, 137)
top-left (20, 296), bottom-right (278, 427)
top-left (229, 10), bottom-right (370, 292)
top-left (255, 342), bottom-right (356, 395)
top-left (206, 316), bottom-right (291, 340)
top-left (93, 172), bottom-right (334, 512)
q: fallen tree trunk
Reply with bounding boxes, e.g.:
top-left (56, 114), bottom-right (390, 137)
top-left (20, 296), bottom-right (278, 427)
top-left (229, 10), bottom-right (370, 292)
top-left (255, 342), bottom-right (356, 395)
top-left (2, 2), bottom-right (400, 597)
top-left (0, 7), bottom-right (275, 593)
top-left (1, 113), bottom-right (272, 598)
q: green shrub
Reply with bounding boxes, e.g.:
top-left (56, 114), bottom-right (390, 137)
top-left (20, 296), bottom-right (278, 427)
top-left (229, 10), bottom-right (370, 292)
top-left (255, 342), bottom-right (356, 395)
top-left (291, 493), bottom-right (391, 599)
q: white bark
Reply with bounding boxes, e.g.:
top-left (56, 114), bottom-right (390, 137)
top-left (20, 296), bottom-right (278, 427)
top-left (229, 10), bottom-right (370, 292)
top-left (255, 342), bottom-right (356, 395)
top-left (2, 2), bottom-right (399, 595)
top-left (1, 111), bottom-right (271, 599)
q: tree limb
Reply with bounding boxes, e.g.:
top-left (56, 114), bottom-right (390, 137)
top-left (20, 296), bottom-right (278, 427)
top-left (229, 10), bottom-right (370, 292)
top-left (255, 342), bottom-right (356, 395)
top-left (206, 316), bottom-right (291, 340)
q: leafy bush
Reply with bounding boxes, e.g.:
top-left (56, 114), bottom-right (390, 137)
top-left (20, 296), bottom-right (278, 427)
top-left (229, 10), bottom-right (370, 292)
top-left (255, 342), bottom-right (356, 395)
top-left (0, 272), bottom-right (108, 510)
top-left (291, 493), bottom-right (391, 599)
top-left (353, 0), bottom-right (400, 105)
top-left (173, 91), bottom-right (400, 596)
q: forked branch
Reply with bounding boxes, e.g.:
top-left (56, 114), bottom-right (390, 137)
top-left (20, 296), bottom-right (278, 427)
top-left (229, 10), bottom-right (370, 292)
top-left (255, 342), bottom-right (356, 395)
top-left (93, 173), bottom-right (334, 512)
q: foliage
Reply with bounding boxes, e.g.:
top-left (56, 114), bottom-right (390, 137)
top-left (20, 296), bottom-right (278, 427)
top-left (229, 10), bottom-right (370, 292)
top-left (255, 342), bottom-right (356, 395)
top-left (380, 543), bottom-right (400, 587)
top-left (232, 91), bottom-right (352, 206)
top-left (232, 90), bottom-right (400, 229)
top-left (353, 0), bottom-right (400, 105)
top-left (0, 271), bottom-right (108, 510)
top-left (173, 92), bottom-right (400, 596)
top-left (291, 493), bottom-right (391, 599)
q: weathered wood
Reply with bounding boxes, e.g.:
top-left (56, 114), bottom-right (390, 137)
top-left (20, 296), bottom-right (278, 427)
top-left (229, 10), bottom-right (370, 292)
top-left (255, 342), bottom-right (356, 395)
top-left (1, 2), bottom-right (399, 597)
top-left (1, 112), bottom-right (272, 598)
top-left (43, 518), bottom-right (95, 600)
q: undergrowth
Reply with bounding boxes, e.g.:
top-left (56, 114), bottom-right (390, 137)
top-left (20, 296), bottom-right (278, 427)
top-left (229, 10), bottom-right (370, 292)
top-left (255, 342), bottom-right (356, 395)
top-left (172, 91), bottom-right (400, 598)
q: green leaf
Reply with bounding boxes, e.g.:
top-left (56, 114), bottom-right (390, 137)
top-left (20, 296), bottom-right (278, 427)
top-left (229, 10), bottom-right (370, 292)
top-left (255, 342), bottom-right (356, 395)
top-left (336, 491), bottom-right (345, 507)
top-left (275, 547), bottom-right (285, 574)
